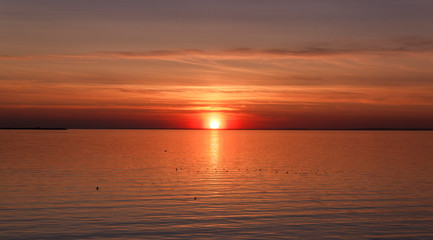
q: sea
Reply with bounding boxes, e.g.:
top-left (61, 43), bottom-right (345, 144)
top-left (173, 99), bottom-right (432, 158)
top-left (0, 130), bottom-right (432, 239)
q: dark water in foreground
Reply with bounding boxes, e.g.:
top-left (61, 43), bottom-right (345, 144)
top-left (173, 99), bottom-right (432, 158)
top-left (0, 130), bottom-right (432, 239)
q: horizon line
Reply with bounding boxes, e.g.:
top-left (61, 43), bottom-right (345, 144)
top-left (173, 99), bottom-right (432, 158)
top-left (1, 127), bottom-right (433, 131)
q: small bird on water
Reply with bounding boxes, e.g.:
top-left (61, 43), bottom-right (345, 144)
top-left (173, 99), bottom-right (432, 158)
top-left (96, 187), bottom-right (99, 191)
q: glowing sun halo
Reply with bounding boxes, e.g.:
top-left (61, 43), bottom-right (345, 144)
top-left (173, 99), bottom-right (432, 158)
top-left (210, 120), bottom-right (220, 129)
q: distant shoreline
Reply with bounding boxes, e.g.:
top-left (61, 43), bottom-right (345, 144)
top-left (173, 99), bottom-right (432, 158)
top-left (0, 127), bottom-right (68, 130)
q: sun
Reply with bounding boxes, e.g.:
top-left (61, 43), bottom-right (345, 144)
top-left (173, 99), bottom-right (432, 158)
top-left (210, 120), bottom-right (220, 129)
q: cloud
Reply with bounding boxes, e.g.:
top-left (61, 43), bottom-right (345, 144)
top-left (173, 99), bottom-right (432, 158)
top-left (2, 37), bottom-right (433, 61)
top-left (392, 36), bottom-right (433, 51)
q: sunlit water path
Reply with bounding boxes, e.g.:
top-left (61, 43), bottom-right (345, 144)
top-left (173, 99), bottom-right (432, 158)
top-left (1, 130), bottom-right (432, 239)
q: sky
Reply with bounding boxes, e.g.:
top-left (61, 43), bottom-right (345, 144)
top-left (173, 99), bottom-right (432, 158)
top-left (1, 0), bottom-right (433, 129)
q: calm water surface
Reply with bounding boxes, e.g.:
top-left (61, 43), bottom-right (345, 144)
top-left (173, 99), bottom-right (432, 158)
top-left (0, 130), bottom-right (432, 239)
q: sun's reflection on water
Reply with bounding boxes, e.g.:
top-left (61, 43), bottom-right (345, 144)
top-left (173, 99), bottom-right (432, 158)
top-left (209, 130), bottom-right (220, 167)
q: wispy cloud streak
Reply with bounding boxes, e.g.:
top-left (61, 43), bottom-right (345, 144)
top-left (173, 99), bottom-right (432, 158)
top-left (2, 37), bottom-right (433, 61)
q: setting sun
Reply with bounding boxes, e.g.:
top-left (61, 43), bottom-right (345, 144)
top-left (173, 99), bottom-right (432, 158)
top-left (210, 120), bottom-right (220, 129)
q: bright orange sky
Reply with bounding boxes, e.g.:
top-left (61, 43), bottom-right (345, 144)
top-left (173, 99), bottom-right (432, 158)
top-left (1, 1), bottom-right (433, 129)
